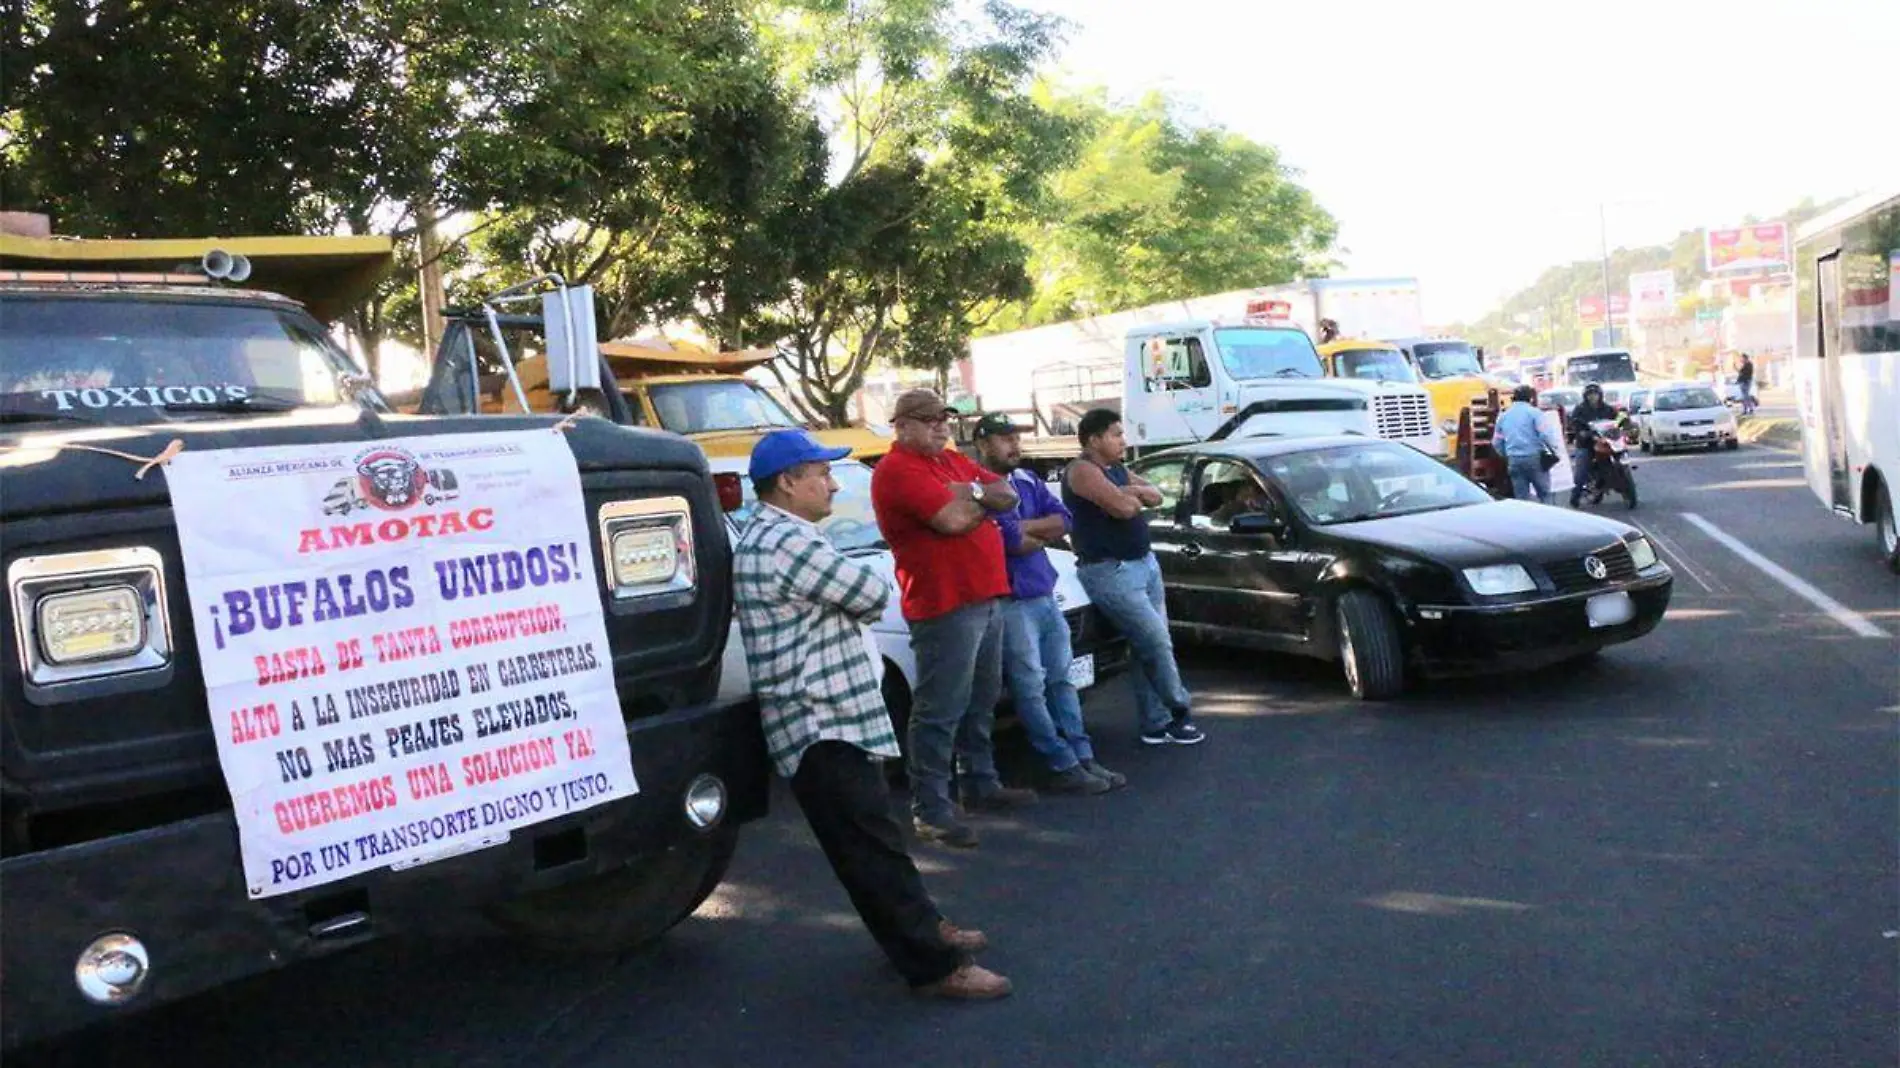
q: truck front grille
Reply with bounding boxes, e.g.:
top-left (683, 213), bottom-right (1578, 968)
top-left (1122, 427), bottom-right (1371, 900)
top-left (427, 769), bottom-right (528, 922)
top-left (1373, 393), bottom-right (1435, 441)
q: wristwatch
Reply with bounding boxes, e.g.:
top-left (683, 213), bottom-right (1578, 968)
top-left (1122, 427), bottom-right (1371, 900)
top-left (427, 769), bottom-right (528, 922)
top-left (969, 482), bottom-right (984, 502)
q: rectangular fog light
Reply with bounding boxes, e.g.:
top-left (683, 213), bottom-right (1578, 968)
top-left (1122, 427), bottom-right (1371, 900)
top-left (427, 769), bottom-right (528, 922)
top-left (611, 527), bottom-right (678, 588)
top-left (37, 586), bottom-right (146, 665)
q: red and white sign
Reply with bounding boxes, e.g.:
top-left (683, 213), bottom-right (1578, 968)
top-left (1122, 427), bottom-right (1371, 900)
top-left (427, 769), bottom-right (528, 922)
top-left (1627, 269), bottom-right (1676, 321)
top-left (1705, 222), bottom-right (1790, 273)
top-left (1576, 293), bottom-right (1629, 325)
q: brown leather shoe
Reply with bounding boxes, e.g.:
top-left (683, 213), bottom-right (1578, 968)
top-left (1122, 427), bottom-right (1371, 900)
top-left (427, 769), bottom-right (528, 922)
top-left (938, 919), bottom-right (988, 953)
top-left (963, 785), bottom-right (1038, 811)
top-left (917, 963), bottom-right (1013, 1001)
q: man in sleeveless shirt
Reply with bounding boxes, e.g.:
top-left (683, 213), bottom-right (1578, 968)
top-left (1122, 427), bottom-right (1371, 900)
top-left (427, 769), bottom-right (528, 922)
top-left (871, 389), bottom-right (1039, 849)
top-left (1061, 408), bottom-right (1203, 746)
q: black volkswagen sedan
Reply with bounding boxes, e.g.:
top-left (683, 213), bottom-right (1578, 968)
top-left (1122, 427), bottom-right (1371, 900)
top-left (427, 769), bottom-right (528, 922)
top-left (1128, 436), bottom-right (1673, 698)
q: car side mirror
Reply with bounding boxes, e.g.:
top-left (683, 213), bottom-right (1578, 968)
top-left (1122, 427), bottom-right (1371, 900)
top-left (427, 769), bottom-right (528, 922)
top-left (1638, 405), bottom-right (1653, 415)
top-left (1229, 512), bottom-right (1285, 537)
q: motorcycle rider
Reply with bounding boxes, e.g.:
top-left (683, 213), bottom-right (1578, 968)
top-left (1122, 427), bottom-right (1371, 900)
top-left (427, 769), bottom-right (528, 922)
top-left (1565, 382), bottom-right (1619, 507)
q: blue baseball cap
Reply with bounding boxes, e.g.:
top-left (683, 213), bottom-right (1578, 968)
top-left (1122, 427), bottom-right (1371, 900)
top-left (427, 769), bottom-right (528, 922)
top-left (748, 429), bottom-right (852, 482)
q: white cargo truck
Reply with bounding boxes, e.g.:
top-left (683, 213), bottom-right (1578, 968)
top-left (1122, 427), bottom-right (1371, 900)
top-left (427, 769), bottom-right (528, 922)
top-left (1119, 316), bottom-right (1439, 458)
top-left (1244, 277), bottom-right (1427, 342)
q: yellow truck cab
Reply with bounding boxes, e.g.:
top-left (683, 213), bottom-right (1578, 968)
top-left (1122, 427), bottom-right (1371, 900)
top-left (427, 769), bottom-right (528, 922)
top-left (440, 329), bottom-right (891, 465)
top-left (1388, 336), bottom-right (1495, 456)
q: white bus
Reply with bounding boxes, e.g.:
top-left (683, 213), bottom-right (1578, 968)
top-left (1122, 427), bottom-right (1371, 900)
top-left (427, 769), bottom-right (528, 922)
top-left (1791, 186), bottom-right (1900, 572)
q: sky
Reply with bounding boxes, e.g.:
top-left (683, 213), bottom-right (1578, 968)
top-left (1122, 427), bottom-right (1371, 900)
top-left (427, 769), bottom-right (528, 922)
top-left (1019, 0), bottom-right (1899, 324)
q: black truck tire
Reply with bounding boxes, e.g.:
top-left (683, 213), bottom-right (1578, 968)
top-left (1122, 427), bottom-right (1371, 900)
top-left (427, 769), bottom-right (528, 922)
top-left (1336, 591), bottom-right (1405, 700)
top-left (486, 826), bottom-right (739, 953)
top-left (1877, 480), bottom-right (1899, 575)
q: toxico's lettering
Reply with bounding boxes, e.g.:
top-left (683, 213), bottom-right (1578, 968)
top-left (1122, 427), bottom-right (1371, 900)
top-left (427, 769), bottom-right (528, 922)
top-left (41, 384), bottom-right (249, 411)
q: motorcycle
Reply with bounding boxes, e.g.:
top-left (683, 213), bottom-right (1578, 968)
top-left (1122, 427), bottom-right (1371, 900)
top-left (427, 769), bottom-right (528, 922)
top-left (1577, 417), bottom-right (1638, 509)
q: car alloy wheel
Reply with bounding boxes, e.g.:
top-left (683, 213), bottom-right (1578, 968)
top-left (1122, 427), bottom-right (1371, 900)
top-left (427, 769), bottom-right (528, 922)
top-left (1878, 481), bottom-right (1899, 574)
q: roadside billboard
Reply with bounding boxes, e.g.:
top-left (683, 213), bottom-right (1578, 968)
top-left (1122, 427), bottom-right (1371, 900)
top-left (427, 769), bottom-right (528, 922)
top-left (1704, 222), bottom-right (1790, 273)
top-left (1576, 293), bottom-right (1629, 325)
top-left (1628, 269), bottom-right (1676, 320)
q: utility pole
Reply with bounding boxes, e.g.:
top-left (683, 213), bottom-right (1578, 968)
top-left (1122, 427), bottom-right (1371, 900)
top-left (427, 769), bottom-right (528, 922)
top-left (1599, 202), bottom-right (1617, 347)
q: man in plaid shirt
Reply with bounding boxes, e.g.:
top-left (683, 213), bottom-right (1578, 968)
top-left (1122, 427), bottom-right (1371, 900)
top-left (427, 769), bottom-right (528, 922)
top-left (734, 429), bottom-right (1011, 1000)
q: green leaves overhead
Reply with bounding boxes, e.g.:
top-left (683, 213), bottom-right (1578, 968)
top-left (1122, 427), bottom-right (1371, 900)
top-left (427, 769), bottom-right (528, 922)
top-left (5, 0), bottom-right (1337, 424)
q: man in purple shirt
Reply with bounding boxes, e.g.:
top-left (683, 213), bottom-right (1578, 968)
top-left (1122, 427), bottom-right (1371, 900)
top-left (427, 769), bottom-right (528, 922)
top-left (971, 413), bottom-right (1126, 795)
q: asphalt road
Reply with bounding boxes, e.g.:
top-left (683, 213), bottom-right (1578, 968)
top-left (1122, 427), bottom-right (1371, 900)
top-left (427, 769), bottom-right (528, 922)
top-left (22, 439), bottom-right (1899, 1068)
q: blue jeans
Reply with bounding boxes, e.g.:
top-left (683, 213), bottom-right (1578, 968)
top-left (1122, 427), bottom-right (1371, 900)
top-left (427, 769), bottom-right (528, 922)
top-left (1001, 596), bottom-right (1092, 773)
top-left (906, 598), bottom-right (1005, 824)
top-left (1508, 455), bottom-right (1552, 503)
top-left (1075, 555), bottom-right (1191, 733)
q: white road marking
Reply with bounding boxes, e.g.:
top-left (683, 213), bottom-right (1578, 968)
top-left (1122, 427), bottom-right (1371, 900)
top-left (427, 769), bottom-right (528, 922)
top-left (1679, 513), bottom-right (1889, 638)
top-left (1640, 523), bottom-right (1715, 594)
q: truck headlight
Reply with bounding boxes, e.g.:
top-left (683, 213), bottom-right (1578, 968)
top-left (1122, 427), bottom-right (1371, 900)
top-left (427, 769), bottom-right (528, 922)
top-left (38, 586), bottom-right (145, 664)
top-left (598, 497), bottom-right (696, 601)
top-left (9, 547), bottom-right (173, 688)
top-left (1626, 535), bottom-right (1660, 571)
top-left (1463, 564), bottom-right (1537, 596)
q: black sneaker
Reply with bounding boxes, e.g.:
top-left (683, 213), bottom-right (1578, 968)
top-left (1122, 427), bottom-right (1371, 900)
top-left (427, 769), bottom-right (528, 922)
top-left (1139, 728), bottom-right (1173, 746)
top-left (1163, 718), bottom-right (1205, 745)
top-left (913, 816), bottom-right (979, 849)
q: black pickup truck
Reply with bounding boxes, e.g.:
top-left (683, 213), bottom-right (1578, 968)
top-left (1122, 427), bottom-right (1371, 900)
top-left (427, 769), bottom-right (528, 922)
top-left (0, 246), bottom-right (768, 1049)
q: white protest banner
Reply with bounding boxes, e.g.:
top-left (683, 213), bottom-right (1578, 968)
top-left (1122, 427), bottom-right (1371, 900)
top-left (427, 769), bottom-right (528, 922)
top-left (167, 429), bottom-right (637, 898)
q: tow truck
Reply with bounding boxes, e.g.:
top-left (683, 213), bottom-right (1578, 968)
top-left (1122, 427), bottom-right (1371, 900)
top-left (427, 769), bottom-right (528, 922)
top-left (418, 304), bottom-right (890, 464)
top-left (0, 230), bottom-right (766, 1049)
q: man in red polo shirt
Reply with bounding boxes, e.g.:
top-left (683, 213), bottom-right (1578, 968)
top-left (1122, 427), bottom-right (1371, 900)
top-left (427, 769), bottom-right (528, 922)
top-left (872, 389), bottom-right (1037, 848)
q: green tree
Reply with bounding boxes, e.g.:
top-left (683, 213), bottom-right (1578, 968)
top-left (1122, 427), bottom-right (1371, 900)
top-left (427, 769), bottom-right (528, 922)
top-left (988, 89), bottom-right (1337, 332)
top-left (748, 0), bottom-right (1081, 425)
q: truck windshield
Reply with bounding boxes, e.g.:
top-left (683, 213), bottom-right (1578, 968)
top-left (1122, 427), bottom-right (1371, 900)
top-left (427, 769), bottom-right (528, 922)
top-left (1332, 348), bottom-right (1417, 382)
top-left (1564, 353), bottom-right (1637, 384)
top-left (0, 295), bottom-right (382, 424)
top-left (1213, 328), bottom-right (1325, 380)
top-left (1410, 342), bottom-right (1484, 379)
top-left (648, 380), bottom-right (803, 434)
top-left (734, 460), bottom-right (886, 554)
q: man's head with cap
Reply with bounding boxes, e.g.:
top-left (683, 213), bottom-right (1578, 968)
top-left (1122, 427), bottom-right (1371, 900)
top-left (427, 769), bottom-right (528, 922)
top-left (889, 388), bottom-right (953, 454)
top-left (750, 429), bottom-right (852, 522)
top-left (971, 411), bottom-right (1031, 474)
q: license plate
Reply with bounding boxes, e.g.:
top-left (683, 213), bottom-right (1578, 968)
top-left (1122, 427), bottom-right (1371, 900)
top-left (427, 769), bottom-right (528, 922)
top-left (390, 830), bottom-right (510, 872)
top-left (1067, 654), bottom-right (1096, 689)
top-left (1586, 591), bottom-right (1635, 628)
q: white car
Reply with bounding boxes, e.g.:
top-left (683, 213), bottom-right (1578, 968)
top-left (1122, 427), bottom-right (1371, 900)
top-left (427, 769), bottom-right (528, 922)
top-left (709, 456), bottom-right (1120, 736)
top-left (1637, 382), bottom-right (1740, 453)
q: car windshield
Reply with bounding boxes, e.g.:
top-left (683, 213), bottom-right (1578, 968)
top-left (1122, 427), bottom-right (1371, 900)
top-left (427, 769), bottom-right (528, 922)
top-left (1333, 348), bottom-right (1417, 382)
top-left (732, 460), bottom-right (886, 554)
top-left (1564, 354), bottom-right (1637, 384)
top-left (648, 379), bottom-right (803, 434)
top-left (1411, 342), bottom-right (1484, 379)
top-left (1213, 327), bottom-right (1325, 380)
top-left (1263, 441), bottom-right (1493, 526)
top-left (0, 295), bottom-right (382, 424)
top-left (1541, 388), bottom-right (1581, 410)
top-left (1654, 387), bottom-right (1721, 411)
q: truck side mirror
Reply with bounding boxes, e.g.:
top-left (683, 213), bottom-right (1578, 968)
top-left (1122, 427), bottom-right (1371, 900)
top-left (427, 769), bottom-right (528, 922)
top-left (543, 285), bottom-right (603, 397)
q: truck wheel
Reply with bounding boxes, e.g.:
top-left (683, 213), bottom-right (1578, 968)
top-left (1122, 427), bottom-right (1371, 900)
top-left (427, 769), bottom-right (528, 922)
top-left (1877, 480), bottom-right (1899, 575)
top-left (1336, 591), bottom-right (1404, 700)
top-left (486, 826), bottom-right (739, 953)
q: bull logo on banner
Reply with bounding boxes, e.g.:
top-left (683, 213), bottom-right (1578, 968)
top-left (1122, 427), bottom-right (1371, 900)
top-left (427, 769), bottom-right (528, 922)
top-left (320, 447), bottom-right (460, 516)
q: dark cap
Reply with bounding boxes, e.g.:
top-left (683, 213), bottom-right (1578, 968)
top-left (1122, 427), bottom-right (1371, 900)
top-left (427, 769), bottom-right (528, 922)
top-left (971, 411), bottom-right (1031, 438)
top-left (890, 388), bottom-right (948, 423)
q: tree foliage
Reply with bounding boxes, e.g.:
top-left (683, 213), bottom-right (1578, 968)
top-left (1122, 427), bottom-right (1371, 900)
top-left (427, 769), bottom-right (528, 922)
top-left (986, 89), bottom-right (1338, 333)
